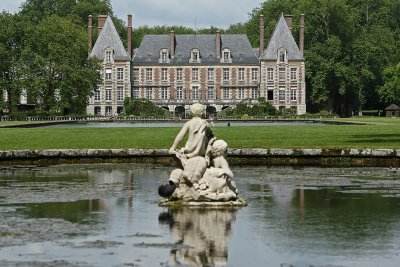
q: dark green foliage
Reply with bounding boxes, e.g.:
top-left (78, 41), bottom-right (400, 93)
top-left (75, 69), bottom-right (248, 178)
top-left (123, 97), bottom-right (169, 116)
top-left (221, 98), bottom-right (278, 116)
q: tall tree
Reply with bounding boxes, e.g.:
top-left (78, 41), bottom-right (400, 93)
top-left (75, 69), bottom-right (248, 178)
top-left (378, 63), bottom-right (400, 105)
top-left (22, 15), bottom-right (100, 114)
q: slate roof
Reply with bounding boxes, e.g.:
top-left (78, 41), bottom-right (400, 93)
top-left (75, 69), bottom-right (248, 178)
top-left (89, 16), bottom-right (130, 61)
top-left (133, 34), bottom-right (259, 64)
top-left (385, 104), bottom-right (399, 111)
top-left (261, 14), bottom-right (303, 61)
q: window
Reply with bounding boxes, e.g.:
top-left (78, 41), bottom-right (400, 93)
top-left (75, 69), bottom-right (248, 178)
top-left (208, 68), bottom-right (214, 80)
top-left (105, 69), bottom-right (112, 81)
top-left (161, 87), bottom-right (168, 100)
top-left (105, 88), bottom-right (112, 101)
top-left (146, 87), bottom-right (153, 99)
top-left (279, 88), bottom-right (286, 101)
top-left (160, 49), bottom-right (169, 62)
top-left (238, 87), bottom-right (245, 99)
top-left (251, 87), bottom-right (258, 99)
top-left (278, 49), bottom-right (286, 63)
top-left (176, 68), bottom-right (183, 81)
top-left (94, 89), bottom-right (100, 101)
top-left (117, 86), bottom-right (124, 101)
top-left (223, 68), bottom-right (229, 80)
top-left (290, 87), bottom-right (297, 101)
top-left (192, 68), bottom-right (199, 81)
top-left (207, 86), bottom-right (215, 99)
top-left (290, 68), bottom-right (297, 80)
top-left (238, 68), bottom-right (245, 81)
top-left (132, 87), bottom-right (139, 98)
top-left (176, 86), bottom-right (184, 100)
top-left (191, 86), bottom-right (199, 100)
top-left (117, 68), bottom-right (124, 80)
top-left (94, 107), bottom-right (101, 115)
top-left (221, 48), bottom-right (231, 63)
top-left (105, 106), bottom-right (112, 116)
top-left (191, 49), bottom-right (200, 63)
top-left (267, 87), bottom-right (274, 101)
top-left (133, 68), bottom-right (139, 81)
top-left (146, 68), bottom-right (152, 81)
top-left (105, 51), bottom-right (112, 63)
top-left (251, 68), bottom-right (258, 80)
top-left (279, 67), bottom-right (286, 81)
top-left (222, 88), bottom-right (230, 100)
top-left (161, 68), bottom-right (168, 81)
top-left (267, 68), bottom-right (274, 81)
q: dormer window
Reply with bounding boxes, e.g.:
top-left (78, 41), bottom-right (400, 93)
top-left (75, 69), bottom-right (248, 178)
top-left (105, 49), bottom-right (113, 63)
top-left (159, 49), bottom-right (170, 63)
top-left (221, 48), bottom-right (232, 63)
top-left (278, 48), bottom-right (287, 63)
top-left (190, 49), bottom-right (201, 63)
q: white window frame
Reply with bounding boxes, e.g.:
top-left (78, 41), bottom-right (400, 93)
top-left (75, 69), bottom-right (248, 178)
top-left (176, 68), bottom-right (183, 81)
top-left (207, 86), bottom-right (215, 99)
top-left (223, 68), bottom-right (230, 80)
top-left (191, 86), bottom-right (199, 100)
top-left (251, 68), bottom-right (258, 80)
top-left (290, 67), bottom-right (298, 81)
top-left (105, 106), bottom-right (112, 116)
top-left (222, 88), bottom-right (230, 100)
top-left (105, 69), bottom-right (112, 81)
top-left (278, 48), bottom-right (287, 63)
top-left (161, 68), bottom-right (168, 81)
top-left (160, 49), bottom-right (169, 63)
top-left (290, 87), bottom-right (297, 101)
top-left (94, 89), bottom-right (101, 101)
top-left (238, 87), bottom-right (245, 100)
top-left (132, 87), bottom-right (139, 98)
top-left (105, 88), bottom-right (112, 101)
top-left (279, 67), bottom-right (286, 81)
top-left (221, 48), bottom-right (231, 63)
top-left (208, 68), bottom-right (214, 81)
top-left (238, 68), bottom-right (245, 81)
top-left (146, 68), bottom-right (152, 81)
top-left (161, 86), bottom-right (169, 100)
top-left (251, 87), bottom-right (258, 99)
top-left (279, 88), bottom-right (286, 101)
top-left (192, 68), bottom-right (199, 81)
top-left (117, 86), bottom-right (124, 101)
top-left (267, 67), bottom-right (274, 81)
top-left (105, 50), bottom-right (113, 63)
top-left (146, 87), bottom-right (153, 99)
top-left (117, 68), bottom-right (124, 80)
top-left (190, 49), bottom-right (201, 63)
top-left (133, 68), bottom-right (139, 81)
top-left (176, 86), bottom-right (184, 100)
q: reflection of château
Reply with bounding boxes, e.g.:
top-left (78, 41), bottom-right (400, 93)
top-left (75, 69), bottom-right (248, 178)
top-left (87, 13), bottom-right (305, 116)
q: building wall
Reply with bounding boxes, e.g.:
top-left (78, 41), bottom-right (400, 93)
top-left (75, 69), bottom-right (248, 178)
top-left (87, 60), bottom-right (131, 116)
top-left (260, 60), bottom-right (306, 115)
top-left (131, 64), bottom-right (260, 113)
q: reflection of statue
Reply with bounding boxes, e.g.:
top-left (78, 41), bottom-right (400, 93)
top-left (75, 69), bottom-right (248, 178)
top-left (159, 103), bottom-right (244, 205)
top-left (159, 208), bottom-right (237, 266)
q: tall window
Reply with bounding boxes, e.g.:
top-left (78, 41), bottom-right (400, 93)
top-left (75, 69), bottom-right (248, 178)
top-left (238, 87), bottom-right (245, 99)
top-left (146, 68), bottom-right (152, 81)
top-left (161, 87), bottom-right (168, 100)
top-left (279, 88), bottom-right (285, 101)
top-left (105, 106), bottom-right (112, 116)
top-left (146, 87), bottom-right (153, 99)
top-left (238, 68), bottom-right (245, 81)
top-left (290, 87), bottom-right (297, 101)
top-left (161, 68), bottom-right (168, 81)
top-left (222, 49), bottom-right (231, 63)
top-left (105, 51), bottom-right (112, 63)
top-left (251, 87), bottom-right (258, 99)
top-left (105, 88), bottom-right (112, 101)
top-left (94, 89), bottom-right (100, 101)
top-left (251, 68), bottom-right (258, 80)
top-left (223, 51), bottom-right (229, 62)
top-left (208, 68), bottom-right (214, 80)
top-left (278, 49), bottom-right (286, 63)
top-left (279, 67), bottom-right (286, 81)
top-left (290, 68), bottom-right (298, 80)
top-left (176, 86), bottom-right (184, 100)
top-left (117, 68), bottom-right (124, 80)
top-left (117, 86), bottom-right (124, 101)
top-left (133, 68), bottom-right (139, 81)
top-left (176, 68), bottom-right (183, 81)
top-left (223, 68), bottom-right (229, 80)
top-left (105, 69), bottom-right (112, 80)
top-left (222, 88), bottom-right (230, 99)
top-left (207, 86), bottom-right (215, 99)
top-left (192, 68), bottom-right (199, 81)
top-left (267, 68), bottom-right (274, 81)
top-left (161, 50), bottom-right (168, 62)
top-left (191, 86), bottom-right (199, 100)
top-left (267, 87), bottom-right (274, 101)
top-left (191, 49), bottom-right (200, 63)
top-left (132, 87), bottom-right (139, 98)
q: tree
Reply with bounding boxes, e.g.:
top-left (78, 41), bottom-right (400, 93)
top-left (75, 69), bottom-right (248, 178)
top-left (123, 97), bottom-right (169, 116)
top-left (22, 15), bottom-right (100, 114)
top-left (378, 63), bottom-right (400, 105)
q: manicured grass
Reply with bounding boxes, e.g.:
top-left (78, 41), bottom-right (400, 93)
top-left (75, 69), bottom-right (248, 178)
top-left (0, 123), bottom-right (399, 150)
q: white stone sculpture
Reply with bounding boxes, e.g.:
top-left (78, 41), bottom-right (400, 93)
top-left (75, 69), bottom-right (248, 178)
top-left (159, 103), bottom-right (244, 205)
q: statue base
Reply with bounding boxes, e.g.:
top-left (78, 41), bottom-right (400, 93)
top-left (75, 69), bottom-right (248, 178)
top-left (158, 198), bottom-right (247, 207)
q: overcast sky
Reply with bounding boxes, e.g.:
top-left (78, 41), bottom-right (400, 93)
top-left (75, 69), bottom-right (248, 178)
top-left (1, 0), bottom-right (262, 29)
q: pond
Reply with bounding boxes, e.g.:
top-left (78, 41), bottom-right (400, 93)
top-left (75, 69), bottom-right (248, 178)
top-left (0, 164), bottom-right (400, 267)
top-left (40, 120), bottom-right (326, 128)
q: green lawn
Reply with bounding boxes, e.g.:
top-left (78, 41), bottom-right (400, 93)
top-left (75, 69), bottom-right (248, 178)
top-left (0, 121), bottom-right (399, 150)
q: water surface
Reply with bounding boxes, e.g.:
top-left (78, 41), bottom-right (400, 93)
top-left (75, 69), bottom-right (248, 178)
top-left (0, 164), bottom-right (399, 267)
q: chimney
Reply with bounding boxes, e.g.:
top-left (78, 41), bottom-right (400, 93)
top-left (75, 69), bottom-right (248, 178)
top-left (88, 15), bottom-right (93, 51)
top-left (285, 15), bottom-right (293, 31)
top-left (259, 15), bottom-right (264, 57)
top-left (299, 14), bottom-right (305, 55)
top-left (169, 30), bottom-right (175, 57)
top-left (127, 14), bottom-right (132, 58)
top-left (216, 30), bottom-right (221, 59)
top-left (98, 15), bottom-right (107, 34)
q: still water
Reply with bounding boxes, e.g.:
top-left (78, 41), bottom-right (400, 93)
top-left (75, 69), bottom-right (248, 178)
top-left (0, 164), bottom-right (400, 267)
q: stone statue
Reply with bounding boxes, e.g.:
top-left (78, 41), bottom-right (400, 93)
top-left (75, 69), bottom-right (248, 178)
top-left (159, 103), bottom-right (244, 205)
